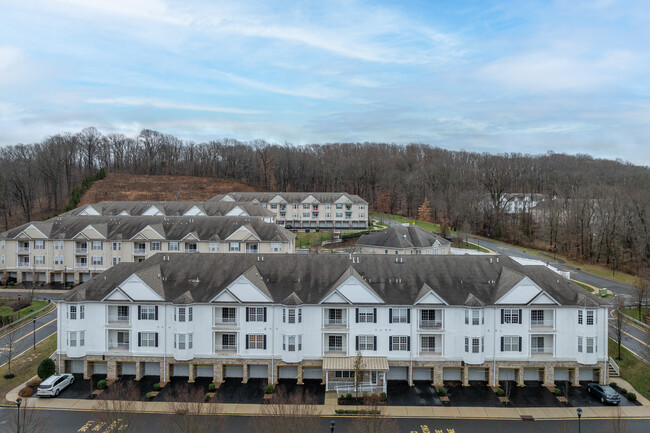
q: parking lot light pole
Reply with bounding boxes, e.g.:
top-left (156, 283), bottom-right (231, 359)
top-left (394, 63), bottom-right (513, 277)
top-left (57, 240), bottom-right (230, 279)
top-left (576, 407), bottom-right (582, 433)
top-left (330, 420), bottom-right (335, 433)
top-left (16, 397), bottom-right (22, 433)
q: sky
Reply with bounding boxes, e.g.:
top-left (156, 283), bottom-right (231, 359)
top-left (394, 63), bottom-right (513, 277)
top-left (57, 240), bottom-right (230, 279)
top-left (0, 0), bottom-right (649, 164)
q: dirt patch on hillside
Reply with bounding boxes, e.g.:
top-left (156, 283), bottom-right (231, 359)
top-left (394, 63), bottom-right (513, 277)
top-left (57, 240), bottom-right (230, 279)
top-left (79, 173), bottom-right (258, 204)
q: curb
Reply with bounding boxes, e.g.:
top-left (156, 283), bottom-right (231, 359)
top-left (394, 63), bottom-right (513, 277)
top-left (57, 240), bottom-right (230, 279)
top-left (619, 311), bottom-right (650, 331)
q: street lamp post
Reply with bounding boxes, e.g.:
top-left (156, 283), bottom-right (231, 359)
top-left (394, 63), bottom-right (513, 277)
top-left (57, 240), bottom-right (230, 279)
top-left (33, 319), bottom-right (36, 350)
top-left (16, 397), bottom-right (22, 433)
top-left (577, 407), bottom-right (582, 433)
top-left (330, 420), bottom-right (335, 433)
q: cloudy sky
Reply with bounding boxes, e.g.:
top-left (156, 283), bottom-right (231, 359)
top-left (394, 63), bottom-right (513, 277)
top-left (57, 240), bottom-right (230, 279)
top-left (1, 0), bottom-right (648, 163)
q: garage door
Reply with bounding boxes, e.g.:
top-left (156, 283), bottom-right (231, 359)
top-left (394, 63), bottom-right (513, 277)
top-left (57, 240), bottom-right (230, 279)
top-left (145, 362), bottom-right (160, 376)
top-left (443, 368), bottom-right (462, 381)
top-left (93, 362), bottom-right (107, 375)
top-left (469, 368), bottom-right (487, 381)
top-left (579, 368), bottom-right (594, 381)
top-left (172, 364), bottom-right (189, 377)
top-left (555, 368), bottom-right (570, 381)
top-left (388, 366), bottom-right (408, 381)
top-left (196, 365), bottom-right (213, 378)
top-left (413, 368), bottom-right (432, 381)
top-left (303, 367), bottom-right (322, 380)
top-left (279, 366), bottom-right (298, 379)
top-left (499, 368), bottom-right (516, 381)
top-left (69, 360), bottom-right (84, 374)
top-left (524, 368), bottom-right (541, 381)
top-left (249, 365), bottom-right (268, 379)
top-left (121, 362), bottom-right (136, 375)
top-left (224, 365), bottom-right (243, 378)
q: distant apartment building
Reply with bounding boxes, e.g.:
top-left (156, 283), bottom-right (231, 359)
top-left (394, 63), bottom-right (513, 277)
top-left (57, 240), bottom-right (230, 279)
top-left (0, 216), bottom-right (294, 285)
top-left (483, 194), bottom-right (546, 214)
top-left (61, 201), bottom-right (275, 223)
top-left (356, 226), bottom-right (452, 255)
top-left (210, 192), bottom-right (369, 230)
top-left (56, 254), bottom-right (608, 391)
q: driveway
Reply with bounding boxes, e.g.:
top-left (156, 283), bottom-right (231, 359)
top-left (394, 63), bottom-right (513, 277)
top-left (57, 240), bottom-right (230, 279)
top-left (215, 378), bottom-right (266, 404)
top-left (274, 379), bottom-right (325, 404)
top-left (555, 381), bottom-right (639, 407)
top-left (444, 381), bottom-right (502, 407)
top-left (387, 380), bottom-right (442, 406)
top-left (56, 374), bottom-right (106, 399)
top-left (501, 381), bottom-right (563, 407)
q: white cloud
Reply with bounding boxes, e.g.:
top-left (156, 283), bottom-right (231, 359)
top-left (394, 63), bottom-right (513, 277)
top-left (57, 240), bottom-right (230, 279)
top-left (86, 97), bottom-right (265, 114)
top-left (0, 46), bottom-right (22, 71)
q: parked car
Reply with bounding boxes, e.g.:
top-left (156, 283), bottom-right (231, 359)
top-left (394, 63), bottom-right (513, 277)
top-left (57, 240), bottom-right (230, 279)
top-left (588, 383), bottom-right (621, 404)
top-left (37, 374), bottom-right (75, 397)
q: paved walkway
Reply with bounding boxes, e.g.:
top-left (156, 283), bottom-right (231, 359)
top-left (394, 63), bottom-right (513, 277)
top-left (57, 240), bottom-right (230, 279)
top-left (7, 378), bottom-right (650, 420)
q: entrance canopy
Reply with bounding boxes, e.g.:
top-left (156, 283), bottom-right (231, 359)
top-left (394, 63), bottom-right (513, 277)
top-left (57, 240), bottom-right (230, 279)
top-left (323, 356), bottom-right (389, 371)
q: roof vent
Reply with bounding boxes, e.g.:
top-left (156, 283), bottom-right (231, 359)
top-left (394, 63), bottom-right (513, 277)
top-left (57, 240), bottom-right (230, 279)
top-left (489, 258), bottom-right (493, 264)
top-left (395, 258), bottom-right (398, 263)
top-left (496, 257), bottom-right (499, 263)
top-left (403, 234), bottom-right (407, 240)
top-left (261, 256), bottom-right (264, 261)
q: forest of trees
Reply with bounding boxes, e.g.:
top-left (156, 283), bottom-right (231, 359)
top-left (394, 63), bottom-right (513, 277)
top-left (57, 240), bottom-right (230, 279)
top-left (1, 127), bottom-right (649, 274)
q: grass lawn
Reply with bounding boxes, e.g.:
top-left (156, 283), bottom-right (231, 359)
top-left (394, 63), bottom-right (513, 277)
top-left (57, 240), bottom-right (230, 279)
top-left (371, 213), bottom-right (456, 235)
top-left (295, 232), bottom-right (332, 249)
top-left (608, 338), bottom-right (650, 401)
top-left (453, 241), bottom-right (491, 254)
top-left (622, 307), bottom-right (650, 322)
top-left (573, 281), bottom-right (595, 293)
top-left (0, 300), bottom-right (49, 318)
top-left (0, 333), bottom-right (57, 403)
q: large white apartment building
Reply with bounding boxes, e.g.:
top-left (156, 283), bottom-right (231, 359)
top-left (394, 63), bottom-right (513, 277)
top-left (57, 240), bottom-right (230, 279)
top-left (0, 216), bottom-right (294, 285)
top-left (210, 192), bottom-right (369, 230)
top-left (57, 254), bottom-right (608, 393)
top-left (62, 201), bottom-right (276, 223)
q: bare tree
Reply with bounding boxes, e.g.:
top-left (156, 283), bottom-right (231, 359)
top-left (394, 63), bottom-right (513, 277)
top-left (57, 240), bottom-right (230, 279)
top-left (612, 308), bottom-right (626, 361)
top-left (350, 394), bottom-right (397, 433)
top-left (1, 398), bottom-right (46, 433)
top-left (164, 385), bottom-right (224, 433)
top-left (2, 329), bottom-right (18, 377)
top-left (250, 388), bottom-right (321, 433)
top-left (634, 276), bottom-right (648, 320)
top-left (92, 380), bottom-right (143, 433)
top-left (353, 350), bottom-right (363, 399)
top-left (608, 405), bottom-right (628, 433)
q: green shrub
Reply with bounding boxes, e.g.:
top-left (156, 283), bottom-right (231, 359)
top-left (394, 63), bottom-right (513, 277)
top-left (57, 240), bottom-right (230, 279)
top-left (609, 382), bottom-right (617, 387)
top-left (335, 409), bottom-right (344, 414)
top-left (437, 386), bottom-right (447, 396)
top-left (153, 383), bottom-right (161, 391)
top-left (496, 388), bottom-right (505, 396)
top-left (627, 393), bottom-right (637, 401)
top-left (554, 388), bottom-right (562, 396)
top-left (204, 393), bottom-right (211, 402)
top-left (145, 392), bottom-right (154, 400)
top-left (264, 384), bottom-right (274, 394)
top-left (37, 358), bottom-right (56, 380)
top-left (97, 380), bottom-right (107, 389)
top-left (208, 383), bottom-right (216, 392)
top-left (620, 388), bottom-right (627, 395)
top-left (345, 393), bottom-right (352, 399)
top-left (379, 392), bottom-right (387, 401)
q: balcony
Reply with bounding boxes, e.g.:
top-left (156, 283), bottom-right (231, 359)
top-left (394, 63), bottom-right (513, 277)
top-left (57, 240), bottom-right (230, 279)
top-left (530, 319), bottom-right (554, 329)
top-left (75, 262), bottom-right (88, 269)
top-left (323, 311), bottom-right (347, 329)
top-left (107, 342), bottom-right (130, 352)
top-left (133, 248), bottom-right (146, 255)
top-left (17, 246), bottom-right (30, 253)
top-left (75, 248), bottom-right (88, 254)
top-left (324, 346), bottom-right (346, 356)
top-left (530, 347), bottom-right (554, 357)
top-left (17, 262), bottom-right (30, 268)
top-left (215, 343), bottom-right (237, 353)
top-left (419, 348), bottom-right (442, 357)
top-left (184, 247), bottom-right (197, 254)
top-left (419, 319), bottom-right (443, 329)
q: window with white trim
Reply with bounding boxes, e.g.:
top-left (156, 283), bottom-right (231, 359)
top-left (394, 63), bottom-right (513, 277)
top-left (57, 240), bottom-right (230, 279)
top-left (248, 307), bottom-right (265, 322)
top-left (271, 242), bottom-right (281, 252)
top-left (390, 336), bottom-right (409, 351)
top-left (111, 242), bottom-right (121, 251)
top-left (91, 241), bottom-right (102, 251)
top-left (68, 332), bottom-right (77, 347)
top-left (175, 334), bottom-right (186, 350)
top-left (1, 255), bottom-right (4, 265)
top-left (112, 257), bottom-right (121, 266)
top-left (335, 371), bottom-right (354, 378)
top-left (502, 309), bottom-right (520, 324)
top-left (69, 305), bottom-right (77, 320)
top-left (586, 337), bottom-right (596, 353)
top-left (0, 240), bottom-right (4, 249)
top-left (34, 240), bottom-right (45, 250)
top-left (150, 241), bottom-right (161, 251)
top-left (391, 308), bottom-right (408, 323)
top-left (248, 334), bottom-right (265, 350)
top-left (502, 336), bottom-right (520, 352)
top-left (139, 332), bottom-right (157, 347)
top-left (34, 255), bottom-right (45, 265)
top-left (91, 256), bottom-right (103, 266)
top-left (168, 241), bottom-right (179, 251)
top-left (421, 336), bottom-right (437, 352)
top-left (586, 310), bottom-right (595, 325)
top-left (358, 308), bottom-right (374, 323)
top-left (79, 305), bottom-right (84, 319)
top-left (578, 310), bottom-right (583, 325)
top-left (472, 338), bottom-right (480, 353)
top-left (175, 307), bottom-right (193, 322)
top-left (139, 305), bottom-right (156, 320)
top-left (358, 335), bottom-right (375, 351)
top-left (229, 242), bottom-right (240, 252)
top-left (209, 242), bottom-right (217, 252)
top-left (577, 337), bottom-right (583, 353)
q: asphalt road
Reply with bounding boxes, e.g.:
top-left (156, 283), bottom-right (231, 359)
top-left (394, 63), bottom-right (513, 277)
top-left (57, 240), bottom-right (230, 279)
top-left (0, 303), bottom-right (58, 369)
top-left (0, 408), bottom-right (647, 433)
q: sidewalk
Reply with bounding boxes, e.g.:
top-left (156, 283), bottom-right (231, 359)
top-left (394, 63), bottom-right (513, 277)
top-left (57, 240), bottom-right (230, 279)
top-left (7, 381), bottom-right (650, 420)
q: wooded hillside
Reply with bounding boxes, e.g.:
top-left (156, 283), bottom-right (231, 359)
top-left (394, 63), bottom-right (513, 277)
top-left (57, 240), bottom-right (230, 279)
top-left (1, 127), bottom-right (649, 273)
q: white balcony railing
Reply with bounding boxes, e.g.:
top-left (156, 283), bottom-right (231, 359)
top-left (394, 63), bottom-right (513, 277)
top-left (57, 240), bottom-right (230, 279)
top-left (419, 319), bottom-right (443, 329)
top-left (75, 262), bottom-right (88, 268)
top-left (108, 342), bottom-right (130, 351)
top-left (17, 262), bottom-right (30, 268)
top-left (324, 318), bottom-right (347, 327)
top-left (17, 247), bottom-right (30, 253)
top-left (530, 319), bottom-right (554, 328)
top-left (75, 248), bottom-right (87, 254)
top-left (133, 248), bottom-right (146, 254)
top-left (107, 315), bottom-right (130, 324)
top-left (531, 347), bottom-right (553, 357)
top-left (215, 344), bottom-right (237, 352)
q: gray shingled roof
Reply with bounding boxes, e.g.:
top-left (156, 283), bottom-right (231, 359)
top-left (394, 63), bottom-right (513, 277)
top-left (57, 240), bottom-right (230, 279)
top-left (357, 226), bottom-right (451, 249)
top-left (59, 201), bottom-right (274, 218)
top-left (210, 192), bottom-right (368, 204)
top-left (63, 254), bottom-right (604, 307)
top-left (0, 216), bottom-right (294, 242)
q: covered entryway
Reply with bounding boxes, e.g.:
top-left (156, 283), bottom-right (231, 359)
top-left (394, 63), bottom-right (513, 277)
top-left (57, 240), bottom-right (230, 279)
top-left (468, 367), bottom-right (488, 382)
top-left (144, 362), bottom-right (160, 376)
top-left (413, 367), bottom-right (432, 381)
top-left (524, 367), bottom-right (542, 382)
top-left (195, 365), bottom-right (213, 378)
top-left (279, 366), bottom-right (298, 379)
top-left (249, 365), bottom-right (268, 379)
top-left (323, 356), bottom-right (388, 393)
top-left (224, 365), bottom-right (243, 378)
top-left (443, 367), bottom-right (462, 382)
top-left (387, 366), bottom-right (408, 381)
top-left (171, 364), bottom-right (189, 377)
